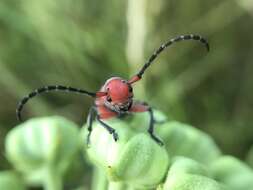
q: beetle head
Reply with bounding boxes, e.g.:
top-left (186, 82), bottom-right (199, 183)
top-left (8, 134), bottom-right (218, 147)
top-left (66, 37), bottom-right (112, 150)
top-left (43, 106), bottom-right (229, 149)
top-left (102, 77), bottom-right (133, 112)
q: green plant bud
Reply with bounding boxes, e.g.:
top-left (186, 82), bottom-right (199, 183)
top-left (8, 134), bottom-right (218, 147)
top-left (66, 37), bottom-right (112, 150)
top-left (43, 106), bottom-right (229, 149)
top-left (0, 171), bottom-right (26, 190)
top-left (111, 134), bottom-right (169, 188)
top-left (163, 173), bottom-right (226, 190)
top-left (126, 110), bottom-right (168, 133)
top-left (161, 156), bottom-right (225, 190)
top-left (168, 156), bottom-right (209, 177)
top-left (158, 121), bottom-right (221, 164)
top-left (5, 116), bottom-right (80, 189)
top-left (82, 118), bottom-right (169, 189)
top-left (210, 156), bottom-right (253, 190)
top-left (82, 119), bottom-right (134, 168)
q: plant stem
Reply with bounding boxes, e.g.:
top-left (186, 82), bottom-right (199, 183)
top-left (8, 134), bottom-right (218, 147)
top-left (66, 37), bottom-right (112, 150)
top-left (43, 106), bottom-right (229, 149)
top-left (44, 167), bottom-right (63, 190)
top-left (126, 0), bottom-right (147, 97)
top-left (108, 182), bottom-right (126, 190)
top-left (91, 167), bottom-right (108, 190)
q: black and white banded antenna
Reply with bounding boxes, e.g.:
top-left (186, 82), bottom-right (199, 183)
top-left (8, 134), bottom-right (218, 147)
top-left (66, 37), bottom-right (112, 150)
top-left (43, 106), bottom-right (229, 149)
top-left (16, 85), bottom-right (97, 121)
top-left (136, 34), bottom-right (209, 79)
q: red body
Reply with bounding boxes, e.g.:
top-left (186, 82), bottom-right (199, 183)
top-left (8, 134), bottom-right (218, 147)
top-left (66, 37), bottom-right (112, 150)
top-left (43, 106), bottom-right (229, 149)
top-left (95, 77), bottom-right (148, 119)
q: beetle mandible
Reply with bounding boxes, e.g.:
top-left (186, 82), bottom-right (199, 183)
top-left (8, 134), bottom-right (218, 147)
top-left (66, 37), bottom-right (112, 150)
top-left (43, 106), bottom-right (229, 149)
top-left (16, 34), bottom-right (209, 146)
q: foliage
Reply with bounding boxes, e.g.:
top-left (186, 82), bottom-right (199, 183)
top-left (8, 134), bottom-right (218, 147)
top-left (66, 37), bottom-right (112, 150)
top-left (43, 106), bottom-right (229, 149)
top-left (5, 117), bottom-right (80, 189)
top-left (0, 171), bottom-right (26, 190)
top-left (2, 113), bottom-right (253, 189)
top-left (247, 146), bottom-right (253, 168)
top-left (1, 0), bottom-right (253, 189)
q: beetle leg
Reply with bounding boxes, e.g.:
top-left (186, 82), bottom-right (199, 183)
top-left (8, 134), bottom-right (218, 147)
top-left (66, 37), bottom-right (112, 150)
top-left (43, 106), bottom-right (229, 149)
top-left (86, 106), bottom-right (97, 145)
top-left (96, 115), bottom-right (119, 142)
top-left (147, 107), bottom-right (164, 146)
top-left (130, 102), bottom-right (164, 146)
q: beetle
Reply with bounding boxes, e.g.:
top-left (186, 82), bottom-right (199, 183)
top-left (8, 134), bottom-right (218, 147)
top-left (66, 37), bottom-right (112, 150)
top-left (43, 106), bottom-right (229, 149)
top-left (16, 34), bottom-right (209, 146)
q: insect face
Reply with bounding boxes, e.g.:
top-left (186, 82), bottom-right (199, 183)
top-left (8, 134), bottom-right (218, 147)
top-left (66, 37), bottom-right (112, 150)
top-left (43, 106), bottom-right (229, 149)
top-left (102, 77), bottom-right (133, 113)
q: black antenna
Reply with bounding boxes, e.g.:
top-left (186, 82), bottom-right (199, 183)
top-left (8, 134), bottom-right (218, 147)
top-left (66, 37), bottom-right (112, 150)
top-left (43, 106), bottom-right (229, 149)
top-left (16, 85), bottom-right (97, 121)
top-left (136, 34), bottom-right (209, 78)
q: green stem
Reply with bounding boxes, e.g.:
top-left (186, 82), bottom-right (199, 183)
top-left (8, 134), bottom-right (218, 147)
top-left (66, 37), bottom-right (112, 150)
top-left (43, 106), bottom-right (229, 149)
top-left (108, 182), bottom-right (126, 190)
top-left (126, 0), bottom-right (147, 97)
top-left (91, 167), bottom-right (108, 190)
top-left (126, 186), bottom-right (147, 190)
top-left (44, 167), bottom-right (63, 190)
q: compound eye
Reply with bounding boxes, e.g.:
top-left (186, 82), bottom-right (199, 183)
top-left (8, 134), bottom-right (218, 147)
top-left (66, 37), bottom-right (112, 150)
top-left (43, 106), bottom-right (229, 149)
top-left (107, 96), bottom-right (112, 102)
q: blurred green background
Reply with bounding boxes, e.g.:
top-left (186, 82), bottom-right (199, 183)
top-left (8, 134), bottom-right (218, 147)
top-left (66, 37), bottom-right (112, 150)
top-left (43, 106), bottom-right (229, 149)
top-left (0, 0), bottom-right (253, 171)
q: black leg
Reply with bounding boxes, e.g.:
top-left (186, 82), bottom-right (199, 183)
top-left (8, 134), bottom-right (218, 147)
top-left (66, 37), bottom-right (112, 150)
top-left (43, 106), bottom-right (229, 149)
top-left (147, 107), bottom-right (164, 146)
top-left (86, 106), bottom-right (97, 145)
top-left (96, 116), bottom-right (118, 142)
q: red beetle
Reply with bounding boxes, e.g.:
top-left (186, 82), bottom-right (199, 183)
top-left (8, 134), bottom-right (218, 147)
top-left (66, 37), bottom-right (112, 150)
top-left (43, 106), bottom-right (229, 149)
top-left (17, 34), bottom-right (209, 146)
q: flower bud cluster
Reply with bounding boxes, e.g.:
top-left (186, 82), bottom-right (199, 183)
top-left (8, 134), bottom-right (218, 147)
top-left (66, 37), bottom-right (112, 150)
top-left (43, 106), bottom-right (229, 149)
top-left (2, 111), bottom-right (253, 190)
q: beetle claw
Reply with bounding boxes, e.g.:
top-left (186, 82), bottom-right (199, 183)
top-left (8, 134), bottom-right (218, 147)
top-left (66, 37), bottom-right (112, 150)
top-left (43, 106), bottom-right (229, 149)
top-left (112, 131), bottom-right (119, 142)
top-left (150, 134), bottom-right (164, 146)
top-left (86, 133), bottom-right (92, 148)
